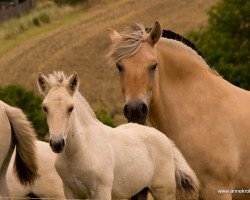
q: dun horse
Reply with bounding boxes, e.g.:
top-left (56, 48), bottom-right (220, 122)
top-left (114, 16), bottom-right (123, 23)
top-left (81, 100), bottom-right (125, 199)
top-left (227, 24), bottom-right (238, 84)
top-left (0, 101), bottom-right (38, 199)
top-left (108, 22), bottom-right (250, 200)
top-left (37, 71), bottom-right (199, 200)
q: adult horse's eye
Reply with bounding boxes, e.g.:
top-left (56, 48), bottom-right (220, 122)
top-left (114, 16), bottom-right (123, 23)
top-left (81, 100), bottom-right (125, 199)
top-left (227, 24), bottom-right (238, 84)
top-left (43, 106), bottom-right (48, 113)
top-left (68, 106), bottom-right (74, 113)
top-left (116, 63), bottom-right (124, 72)
top-left (150, 63), bottom-right (158, 72)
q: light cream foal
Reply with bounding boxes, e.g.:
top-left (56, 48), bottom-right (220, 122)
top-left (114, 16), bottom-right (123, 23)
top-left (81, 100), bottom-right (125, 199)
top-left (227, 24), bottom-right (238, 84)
top-left (37, 71), bottom-right (199, 200)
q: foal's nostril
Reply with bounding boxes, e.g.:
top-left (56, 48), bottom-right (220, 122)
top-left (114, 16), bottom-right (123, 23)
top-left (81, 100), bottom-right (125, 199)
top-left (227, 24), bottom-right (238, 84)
top-left (49, 138), bottom-right (65, 153)
top-left (138, 103), bottom-right (148, 118)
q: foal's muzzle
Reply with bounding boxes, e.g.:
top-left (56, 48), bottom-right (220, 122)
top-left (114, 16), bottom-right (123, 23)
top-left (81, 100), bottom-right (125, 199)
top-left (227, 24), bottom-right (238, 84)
top-left (49, 138), bottom-right (65, 153)
top-left (123, 102), bottom-right (148, 124)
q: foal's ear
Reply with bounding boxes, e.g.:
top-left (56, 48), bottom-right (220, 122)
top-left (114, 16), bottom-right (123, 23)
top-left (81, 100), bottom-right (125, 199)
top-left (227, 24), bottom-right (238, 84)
top-left (108, 28), bottom-right (121, 43)
top-left (148, 21), bottom-right (162, 46)
top-left (37, 73), bottom-right (50, 95)
top-left (67, 72), bottom-right (79, 95)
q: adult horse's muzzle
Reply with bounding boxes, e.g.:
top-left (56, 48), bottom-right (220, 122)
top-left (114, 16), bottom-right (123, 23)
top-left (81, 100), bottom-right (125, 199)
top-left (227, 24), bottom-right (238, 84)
top-left (49, 138), bottom-right (65, 153)
top-left (123, 102), bottom-right (148, 125)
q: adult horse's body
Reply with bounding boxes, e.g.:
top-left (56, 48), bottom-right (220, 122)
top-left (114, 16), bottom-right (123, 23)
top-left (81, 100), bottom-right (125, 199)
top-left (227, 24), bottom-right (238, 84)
top-left (7, 140), bottom-right (65, 199)
top-left (0, 101), bottom-right (38, 199)
top-left (37, 71), bottom-right (199, 200)
top-left (108, 22), bottom-right (250, 200)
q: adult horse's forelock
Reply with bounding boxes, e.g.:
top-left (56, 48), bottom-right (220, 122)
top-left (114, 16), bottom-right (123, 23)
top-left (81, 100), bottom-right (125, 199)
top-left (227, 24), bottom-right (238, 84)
top-left (107, 23), bottom-right (147, 63)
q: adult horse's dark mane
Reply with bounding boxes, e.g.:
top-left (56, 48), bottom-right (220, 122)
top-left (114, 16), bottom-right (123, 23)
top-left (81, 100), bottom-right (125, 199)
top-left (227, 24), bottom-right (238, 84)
top-left (146, 28), bottom-right (204, 58)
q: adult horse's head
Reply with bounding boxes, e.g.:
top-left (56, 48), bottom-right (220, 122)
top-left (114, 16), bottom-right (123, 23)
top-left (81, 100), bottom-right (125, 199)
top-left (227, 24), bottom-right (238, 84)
top-left (108, 22), bottom-right (162, 124)
top-left (37, 71), bottom-right (79, 153)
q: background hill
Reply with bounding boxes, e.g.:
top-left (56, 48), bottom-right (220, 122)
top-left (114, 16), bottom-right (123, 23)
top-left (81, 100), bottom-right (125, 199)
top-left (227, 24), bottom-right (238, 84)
top-left (0, 0), bottom-right (217, 124)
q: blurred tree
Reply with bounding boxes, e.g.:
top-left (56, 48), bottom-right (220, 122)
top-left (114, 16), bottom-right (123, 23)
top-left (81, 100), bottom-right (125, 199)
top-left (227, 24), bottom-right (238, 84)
top-left (95, 108), bottom-right (116, 128)
top-left (189, 0), bottom-right (250, 89)
top-left (0, 85), bottom-right (48, 140)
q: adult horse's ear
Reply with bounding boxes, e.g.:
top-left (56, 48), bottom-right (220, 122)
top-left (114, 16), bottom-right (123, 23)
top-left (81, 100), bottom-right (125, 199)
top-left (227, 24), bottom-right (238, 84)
top-left (148, 21), bottom-right (162, 46)
top-left (37, 73), bottom-right (50, 95)
top-left (67, 72), bottom-right (79, 95)
top-left (108, 28), bottom-right (121, 43)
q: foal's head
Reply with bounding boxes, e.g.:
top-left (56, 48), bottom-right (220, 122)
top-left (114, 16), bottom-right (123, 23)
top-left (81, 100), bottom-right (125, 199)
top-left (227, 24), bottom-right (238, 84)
top-left (108, 22), bottom-right (162, 124)
top-left (37, 71), bottom-right (79, 153)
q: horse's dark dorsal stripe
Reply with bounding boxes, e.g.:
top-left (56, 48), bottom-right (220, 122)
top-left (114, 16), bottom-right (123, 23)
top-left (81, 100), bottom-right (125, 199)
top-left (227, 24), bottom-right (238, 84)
top-left (161, 30), bottom-right (204, 58)
top-left (146, 28), bottom-right (204, 58)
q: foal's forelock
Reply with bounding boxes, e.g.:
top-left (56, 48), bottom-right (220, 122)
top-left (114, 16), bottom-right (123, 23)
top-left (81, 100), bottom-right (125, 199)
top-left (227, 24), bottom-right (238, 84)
top-left (47, 71), bottom-right (68, 87)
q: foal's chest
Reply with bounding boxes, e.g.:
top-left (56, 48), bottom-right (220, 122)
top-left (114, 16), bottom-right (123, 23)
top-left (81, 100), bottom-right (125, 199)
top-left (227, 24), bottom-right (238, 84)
top-left (65, 176), bottom-right (92, 198)
top-left (56, 158), bottom-right (97, 198)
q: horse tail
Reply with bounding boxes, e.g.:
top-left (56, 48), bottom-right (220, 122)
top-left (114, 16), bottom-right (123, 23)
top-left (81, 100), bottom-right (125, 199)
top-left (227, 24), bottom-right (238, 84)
top-left (5, 105), bottom-right (39, 185)
top-left (171, 142), bottom-right (199, 200)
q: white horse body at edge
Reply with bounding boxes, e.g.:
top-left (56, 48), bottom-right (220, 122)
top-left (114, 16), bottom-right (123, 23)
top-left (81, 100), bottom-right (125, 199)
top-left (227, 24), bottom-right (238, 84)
top-left (0, 101), bottom-right (38, 199)
top-left (7, 140), bottom-right (65, 199)
top-left (37, 71), bottom-right (199, 200)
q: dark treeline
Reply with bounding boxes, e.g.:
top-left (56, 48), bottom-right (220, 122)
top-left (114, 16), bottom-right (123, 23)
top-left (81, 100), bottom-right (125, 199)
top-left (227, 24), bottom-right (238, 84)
top-left (189, 0), bottom-right (250, 90)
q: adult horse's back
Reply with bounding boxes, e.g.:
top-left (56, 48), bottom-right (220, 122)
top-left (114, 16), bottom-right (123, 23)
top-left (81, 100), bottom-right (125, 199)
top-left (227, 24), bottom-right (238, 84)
top-left (0, 101), bottom-right (38, 198)
top-left (108, 22), bottom-right (250, 200)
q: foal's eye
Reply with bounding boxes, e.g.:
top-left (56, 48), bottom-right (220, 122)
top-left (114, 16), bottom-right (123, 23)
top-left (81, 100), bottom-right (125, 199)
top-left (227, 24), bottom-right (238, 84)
top-left (68, 106), bottom-right (74, 113)
top-left (42, 106), bottom-right (48, 113)
top-left (150, 63), bottom-right (158, 72)
top-left (116, 63), bottom-right (124, 72)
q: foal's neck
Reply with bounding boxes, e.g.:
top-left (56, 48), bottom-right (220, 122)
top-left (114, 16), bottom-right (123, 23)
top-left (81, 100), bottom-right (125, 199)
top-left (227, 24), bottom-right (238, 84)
top-left (63, 92), bottom-right (101, 156)
top-left (74, 92), bottom-right (100, 127)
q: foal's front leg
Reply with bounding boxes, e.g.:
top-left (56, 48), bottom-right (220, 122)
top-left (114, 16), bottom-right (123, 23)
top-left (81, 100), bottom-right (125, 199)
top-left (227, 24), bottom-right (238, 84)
top-left (92, 185), bottom-right (112, 200)
top-left (63, 183), bottom-right (76, 199)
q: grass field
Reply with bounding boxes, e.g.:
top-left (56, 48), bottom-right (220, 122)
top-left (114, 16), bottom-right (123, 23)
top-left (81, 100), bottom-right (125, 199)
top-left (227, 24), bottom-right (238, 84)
top-left (0, 0), bottom-right (217, 124)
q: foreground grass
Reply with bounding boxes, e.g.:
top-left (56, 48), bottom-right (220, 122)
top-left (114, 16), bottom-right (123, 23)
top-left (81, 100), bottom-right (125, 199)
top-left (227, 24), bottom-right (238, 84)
top-left (0, 1), bottom-right (84, 55)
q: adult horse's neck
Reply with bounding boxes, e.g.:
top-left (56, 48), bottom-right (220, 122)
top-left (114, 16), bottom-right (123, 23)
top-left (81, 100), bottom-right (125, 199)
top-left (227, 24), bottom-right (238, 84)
top-left (149, 38), bottom-right (229, 137)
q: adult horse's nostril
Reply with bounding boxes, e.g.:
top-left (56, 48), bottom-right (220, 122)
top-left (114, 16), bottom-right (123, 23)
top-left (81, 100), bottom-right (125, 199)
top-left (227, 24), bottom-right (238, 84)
top-left (123, 102), bottom-right (148, 124)
top-left (138, 103), bottom-right (148, 118)
top-left (123, 104), bottom-right (131, 119)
